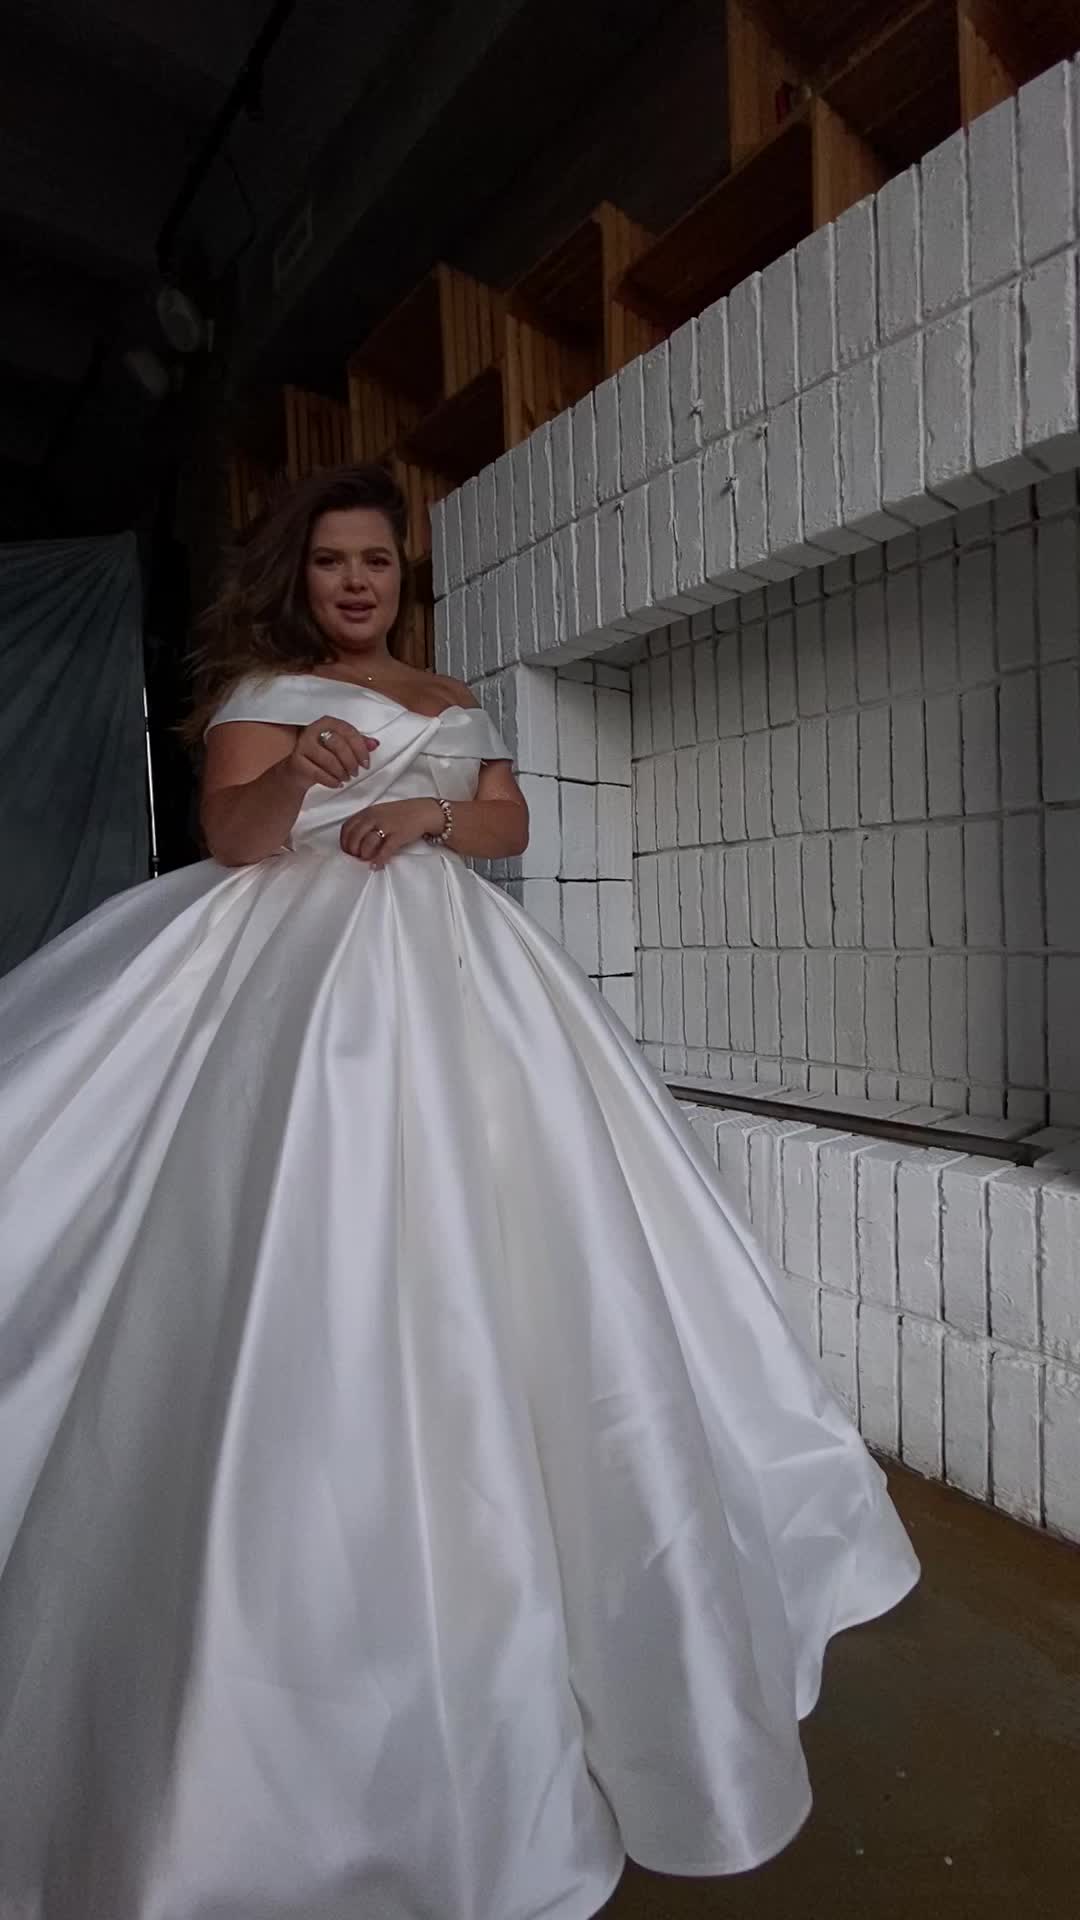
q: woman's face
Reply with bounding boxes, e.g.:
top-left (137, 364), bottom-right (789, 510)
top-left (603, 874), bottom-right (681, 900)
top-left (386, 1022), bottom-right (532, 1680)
top-left (305, 507), bottom-right (402, 655)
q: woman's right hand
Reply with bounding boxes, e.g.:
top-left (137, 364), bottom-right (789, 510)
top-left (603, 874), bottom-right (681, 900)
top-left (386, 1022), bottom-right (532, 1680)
top-left (284, 717), bottom-right (380, 792)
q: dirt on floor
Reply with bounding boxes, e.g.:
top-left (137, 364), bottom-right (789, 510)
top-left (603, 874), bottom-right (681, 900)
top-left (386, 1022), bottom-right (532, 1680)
top-left (603, 1468), bottom-right (1080, 1920)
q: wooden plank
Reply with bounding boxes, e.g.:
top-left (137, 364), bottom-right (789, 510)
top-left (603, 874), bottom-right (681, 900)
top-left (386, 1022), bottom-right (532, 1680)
top-left (599, 204), bottom-right (662, 375)
top-left (727, 0), bottom-right (803, 165)
top-left (811, 94), bottom-right (887, 227)
top-left (958, 0), bottom-right (1018, 121)
top-left (617, 109), bottom-right (814, 329)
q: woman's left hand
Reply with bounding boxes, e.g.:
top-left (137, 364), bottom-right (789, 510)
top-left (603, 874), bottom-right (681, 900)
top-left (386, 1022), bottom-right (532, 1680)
top-left (339, 798), bottom-right (446, 868)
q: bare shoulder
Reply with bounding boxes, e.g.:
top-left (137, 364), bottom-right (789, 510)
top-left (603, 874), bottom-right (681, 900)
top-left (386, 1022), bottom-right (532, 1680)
top-left (432, 673), bottom-right (480, 711)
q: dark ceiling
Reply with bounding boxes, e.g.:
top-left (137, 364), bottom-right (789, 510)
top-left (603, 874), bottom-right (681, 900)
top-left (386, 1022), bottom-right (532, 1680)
top-left (0, 0), bottom-right (716, 541)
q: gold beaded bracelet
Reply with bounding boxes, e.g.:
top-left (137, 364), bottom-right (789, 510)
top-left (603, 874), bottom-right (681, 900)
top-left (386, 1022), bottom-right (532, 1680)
top-left (425, 799), bottom-right (454, 846)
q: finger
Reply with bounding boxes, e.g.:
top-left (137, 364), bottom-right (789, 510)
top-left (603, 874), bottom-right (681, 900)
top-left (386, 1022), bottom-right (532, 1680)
top-left (372, 834), bottom-right (403, 870)
top-left (310, 718), bottom-right (364, 780)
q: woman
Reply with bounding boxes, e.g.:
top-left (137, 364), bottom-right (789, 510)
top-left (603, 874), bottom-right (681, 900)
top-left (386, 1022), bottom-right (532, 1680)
top-left (0, 465), bottom-right (917, 1920)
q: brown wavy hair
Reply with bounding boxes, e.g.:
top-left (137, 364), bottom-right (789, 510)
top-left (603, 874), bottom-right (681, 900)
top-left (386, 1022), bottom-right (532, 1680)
top-left (183, 463), bottom-right (412, 745)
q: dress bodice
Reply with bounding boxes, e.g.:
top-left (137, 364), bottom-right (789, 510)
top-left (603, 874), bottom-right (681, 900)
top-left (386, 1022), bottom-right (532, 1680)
top-left (206, 674), bottom-right (511, 851)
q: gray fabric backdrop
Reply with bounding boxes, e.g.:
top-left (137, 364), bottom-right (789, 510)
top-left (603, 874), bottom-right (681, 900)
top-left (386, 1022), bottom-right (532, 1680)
top-left (1, 531), bottom-right (149, 977)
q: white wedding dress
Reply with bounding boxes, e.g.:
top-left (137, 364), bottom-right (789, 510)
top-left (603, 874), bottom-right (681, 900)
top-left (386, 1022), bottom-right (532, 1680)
top-left (0, 676), bottom-right (918, 1920)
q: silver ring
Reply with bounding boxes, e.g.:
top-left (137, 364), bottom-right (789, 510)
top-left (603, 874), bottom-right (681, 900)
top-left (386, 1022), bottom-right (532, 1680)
top-left (374, 828), bottom-right (387, 843)
top-left (318, 728), bottom-right (335, 745)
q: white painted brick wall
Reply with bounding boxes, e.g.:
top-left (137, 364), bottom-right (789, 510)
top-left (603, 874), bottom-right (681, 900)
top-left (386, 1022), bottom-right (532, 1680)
top-left (679, 1106), bottom-right (1080, 1543)
top-left (633, 490), bottom-right (1080, 1125)
top-left (431, 65), bottom-right (1080, 1543)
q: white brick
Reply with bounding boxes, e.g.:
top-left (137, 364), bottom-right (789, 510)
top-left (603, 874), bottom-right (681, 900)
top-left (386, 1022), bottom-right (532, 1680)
top-left (678, 847), bottom-right (704, 946)
top-left (857, 1143), bottom-right (904, 1305)
top-left (820, 1292), bottom-right (859, 1418)
top-left (589, 377), bottom-right (620, 506)
top-left (647, 470), bottom-right (679, 608)
top-left (1044, 1366), bottom-right (1080, 1538)
top-left (617, 356), bottom-right (646, 492)
top-left (779, 949), bottom-right (807, 1058)
top-left (802, 835), bottom-right (832, 948)
top-left (639, 948), bottom-right (662, 1039)
top-left (673, 455), bottom-right (708, 603)
top-left (634, 758), bottom-right (657, 854)
top-left (862, 833), bottom-right (894, 947)
top-left (835, 195), bottom-right (877, 368)
top-left (728, 273), bottom-right (763, 424)
top-left (961, 683), bottom-right (999, 811)
top-left (880, 337), bottom-right (922, 514)
top-left (748, 840), bottom-right (776, 947)
top-left (560, 781), bottom-right (597, 879)
top-left (968, 96), bottom-right (1020, 293)
top-left (733, 429), bottom-right (768, 569)
top-left (571, 394), bottom-right (598, 520)
top-left (838, 359), bottom-right (882, 530)
top-left (967, 951), bottom-right (1006, 1089)
top-left (1042, 1177), bottom-right (1080, 1364)
top-left (942, 1332), bottom-right (990, 1499)
top-left (510, 439), bottom-right (533, 552)
top-left (834, 949), bottom-right (865, 1066)
top-left (897, 1147), bottom-right (958, 1317)
top-left (964, 819), bottom-right (1003, 948)
top-left (931, 953), bottom-right (968, 1082)
top-left (988, 1167), bottom-right (1043, 1349)
top-left (681, 947), bottom-right (707, 1047)
top-left (728, 949), bottom-right (754, 1052)
top-left (752, 950), bottom-right (780, 1056)
top-left (971, 284), bottom-right (1039, 488)
top-left (920, 555), bottom-right (957, 692)
top-left (796, 224), bottom-right (836, 388)
top-left (892, 700), bottom-right (928, 821)
top-left (767, 397), bottom-right (803, 555)
top-left (515, 549), bottom-right (536, 657)
top-left (596, 686), bottom-right (632, 787)
top-left (957, 545), bottom-right (995, 684)
top-left (549, 408), bottom-right (573, 532)
top-left (675, 744), bottom-right (700, 843)
top-left (941, 1158), bottom-right (1002, 1336)
top-left (598, 879), bottom-right (634, 975)
top-left (926, 824), bottom-right (963, 950)
top-left (770, 725), bottom-right (800, 837)
top-left (800, 380), bottom-right (842, 542)
top-left (825, 712), bottom-right (857, 828)
top-left (858, 1302), bottom-right (901, 1454)
top-left (533, 538), bottom-right (560, 651)
top-left (657, 852), bottom-right (679, 945)
top-left (517, 774), bottom-right (560, 878)
top-left (724, 844), bottom-right (751, 946)
top-left (1022, 253), bottom-right (1079, 462)
top-left (493, 452), bottom-right (515, 564)
top-left (924, 311), bottom-right (975, 502)
top-left (886, 568), bottom-right (922, 693)
top-left (718, 737), bottom-right (746, 841)
top-left (654, 753), bottom-right (677, 849)
top-left (460, 475), bottom-right (481, 579)
top-left (1038, 514), bottom-right (1080, 661)
top-left (556, 674), bottom-right (595, 781)
top-left (901, 1318), bottom-right (944, 1478)
top-left (999, 669), bottom-right (1039, 807)
top-left (997, 524), bottom-right (1036, 669)
top-left (1018, 62), bottom-right (1074, 265)
top-left (463, 580), bottom-right (483, 683)
top-left (866, 953), bottom-right (898, 1073)
top-left (858, 708), bottom-right (892, 824)
top-left (990, 1350), bottom-right (1042, 1524)
top-left (806, 950), bottom-right (835, 1062)
top-left (698, 297), bottom-right (729, 443)
top-left (623, 484), bottom-right (652, 621)
top-left (920, 130), bottom-right (969, 320)
top-left (876, 166), bottom-right (920, 342)
top-left (1007, 953), bottom-right (1046, 1090)
top-left (1041, 662), bottom-right (1080, 802)
top-left (443, 489), bottom-right (465, 591)
top-left (922, 691), bottom-right (953, 817)
top-left (563, 881), bottom-right (600, 975)
top-left (643, 340), bottom-right (672, 479)
top-left (819, 1137), bottom-right (868, 1292)
top-left (762, 251), bottom-right (798, 407)
top-left (774, 837), bottom-right (805, 947)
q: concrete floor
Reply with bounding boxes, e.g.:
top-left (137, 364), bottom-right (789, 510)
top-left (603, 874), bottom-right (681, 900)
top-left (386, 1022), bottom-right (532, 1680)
top-left (603, 1469), bottom-right (1080, 1920)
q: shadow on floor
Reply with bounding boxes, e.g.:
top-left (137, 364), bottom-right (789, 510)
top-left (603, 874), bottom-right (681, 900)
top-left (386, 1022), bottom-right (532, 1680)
top-left (603, 1468), bottom-right (1080, 1920)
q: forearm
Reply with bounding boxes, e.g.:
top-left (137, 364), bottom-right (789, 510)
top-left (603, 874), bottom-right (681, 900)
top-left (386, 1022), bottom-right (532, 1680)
top-left (201, 760), bottom-right (309, 866)
top-left (444, 799), bottom-right (529, 860)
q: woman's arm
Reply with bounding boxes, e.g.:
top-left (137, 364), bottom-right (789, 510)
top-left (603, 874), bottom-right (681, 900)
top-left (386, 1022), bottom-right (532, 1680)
top-left (338, 761), bottom-right (529, 869)
top-left (201, 715), bottom-right (377, 866)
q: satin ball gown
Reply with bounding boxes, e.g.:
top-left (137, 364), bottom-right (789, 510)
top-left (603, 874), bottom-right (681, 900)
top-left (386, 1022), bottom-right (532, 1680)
top-left (0, 674), bottom-right (918, 1920)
